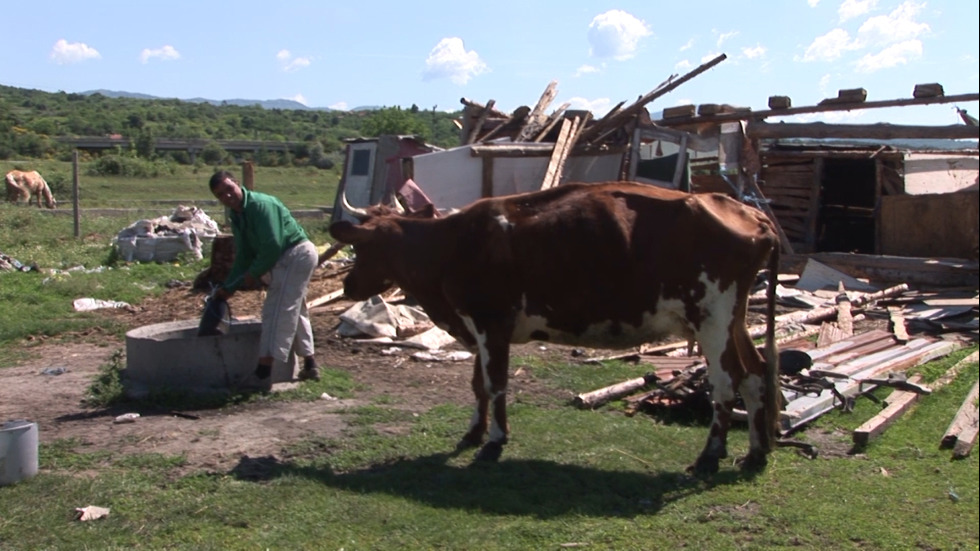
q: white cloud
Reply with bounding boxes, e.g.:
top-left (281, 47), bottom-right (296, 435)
top-left (742, 45), bottom-right (767, 59)
top-left (674, 59), bottom-right (692, 70)
top-left (49, 39), bottom-right (100, 64)
top-left (567, 96), bottom-right (613, 116)
top-left (857, 1), bottom-right (929, 45)
top-left (276, 49), bottom-right (312, 72)
top-left (808, 0), bottom-right (820, 7)
top-left (855, 39), bottom-right (922, 72)
top-left (701, 52), bottom-right (723, 63)
top-left (587, 10), bottom-right (651, 61)
top-left (574, 64), bottom-right (600, 77)
top-left (679, 38), bottom-right (694, 52)
top-left (139, 45), bottom-right (180, 64)
top-left (800, 28), bottom-right (861, 61)
top-left (330, 101), bottom-right (349, 111)
top-left (716, 30), bottom-right (739, 48)
top-left (839, 0), bottom-right (877, 22)
top-left (289, 94), bottom-right (308, 106)
top-left (422, 37), bottom-right (489, 85)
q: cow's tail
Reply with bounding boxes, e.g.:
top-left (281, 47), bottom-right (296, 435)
top-left (763, 241), bottom-right (782, 449)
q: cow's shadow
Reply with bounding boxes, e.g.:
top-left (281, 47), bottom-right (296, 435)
top-left (230, 451), bottom-right (752, 518)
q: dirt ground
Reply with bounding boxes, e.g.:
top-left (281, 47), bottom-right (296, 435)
top-left (0, 263), bottom-right (572, 475)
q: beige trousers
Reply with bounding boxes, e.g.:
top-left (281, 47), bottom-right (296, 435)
top-left (259, 240), bottom-right (317, 363)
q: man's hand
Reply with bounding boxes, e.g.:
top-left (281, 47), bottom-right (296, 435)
top-left (214, 287), bottom-right (233, 301)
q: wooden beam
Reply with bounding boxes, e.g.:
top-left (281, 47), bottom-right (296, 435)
top-left (931, 351), bottom-right (979, 391)
top-left (531, 103), bottom-right (571, 142)
top-left (656, 92), bottom-right (980, 126)
top-left (573, 373), bottom-right (658, 409)
top-left (941, 380), bottom-right (979, 457)
top-left (852, 375), bottom-right (926, 445)
top-left (578, 53), bottom-right (728, 144)
top-left (541, 116), bottom-right (581, 190)
top-left (515, 81), bottom-right (558, 142)
top-left (465, 99), bottom-right (496, 145)
top-left (746, 121), bottom-right (979, 140)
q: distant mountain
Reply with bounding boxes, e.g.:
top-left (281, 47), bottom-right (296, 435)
top-left (81, 89), bottom-right (336, 112)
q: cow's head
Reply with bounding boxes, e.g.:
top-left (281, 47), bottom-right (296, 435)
top-left (330, 192), bottom-right (439, 300)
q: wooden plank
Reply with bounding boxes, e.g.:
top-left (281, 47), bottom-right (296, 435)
top-left (888, 306), bottom-right (909, 343)
top-left (573, 374), bottom-right (657, 409)
top-left (307, 288), bottom-right (345, 309)
top-left (531, 103), bottom-right (571, 142)
top-left (780, 252), bottom-right (980, 288)
top-left (515, 81), bottom-right (558, 142)
top-left (931, 351), bottom-right (979, 391)
top-left (656, 92), bottom-right (980, 126)
top-left (941, 380), bottom-right (979, 451)
top-left (778, 340), bottom-right (959, 432)
top-left (852, 375), bottom-right (926, 445)
top-left (768, 195), bottom-right (814, 210)
top-left (579, 53), bottom-right (727, 143)
top-left (540, 116), bottom-right (582, 190)
top-left (746, 121), bottom-right (979, 141)
top-left (766, 183), bottom-right (820, 196)
top-left (824, 338), bottom-right (936, 377)
top-left (466, 99), bottom-right (496, 144)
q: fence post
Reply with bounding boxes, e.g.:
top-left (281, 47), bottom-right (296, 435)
top-left (72, 150), bottom-right (80, 238)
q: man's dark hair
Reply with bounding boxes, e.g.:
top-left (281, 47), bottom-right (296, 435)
top-left (209, 170), bottom-right (237, 191)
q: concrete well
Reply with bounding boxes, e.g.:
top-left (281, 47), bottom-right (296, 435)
top-left (124, 319), bottom-right (297, 397)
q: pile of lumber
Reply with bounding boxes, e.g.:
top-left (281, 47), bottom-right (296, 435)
top-left (572, 282), bottom-right (978, 458)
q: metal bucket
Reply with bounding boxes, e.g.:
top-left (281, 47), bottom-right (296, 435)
top-left (0, 420), bottom-right (39, 486)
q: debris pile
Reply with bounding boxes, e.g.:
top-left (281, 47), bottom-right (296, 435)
top-left (572, 263), bottom-right (978, 458)
top-left (113, 205), bottom-right (221, 262)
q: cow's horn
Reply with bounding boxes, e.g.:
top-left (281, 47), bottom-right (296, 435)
top-left (392, 194), bottom-right (407, 214)
top-left (340, 191), bottom-right (370, 220)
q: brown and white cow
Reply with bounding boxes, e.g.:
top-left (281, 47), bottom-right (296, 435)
top-left (330, 181), bottom-right (781, 475)
top-left (5, 170), bottom-right (56, 208)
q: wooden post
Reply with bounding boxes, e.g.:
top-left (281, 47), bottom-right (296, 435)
top-left (242, 161), bottom-right (255, 190)
top-left (481, 156), bottom-right (494, 198)
top-left (72, 150), bottom-right (80, 238)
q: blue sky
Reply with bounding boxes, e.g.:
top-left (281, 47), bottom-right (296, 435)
top-left (3, 1), bottom-right (977, 126)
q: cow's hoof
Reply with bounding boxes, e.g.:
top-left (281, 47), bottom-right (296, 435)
top-left (686, 454), bottom-right (720, 477)
top-left (737, 450), bottom-right (768, 473)
top-left (474, 441), bottom-right (503, 462)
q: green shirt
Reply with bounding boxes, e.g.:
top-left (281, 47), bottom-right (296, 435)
top-left (223, 188), bottom-right (308, 293)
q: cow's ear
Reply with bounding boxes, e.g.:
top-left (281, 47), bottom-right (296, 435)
top-left (329, 220), bottom-right (368, 244)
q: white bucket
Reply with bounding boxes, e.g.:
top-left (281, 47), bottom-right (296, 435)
top-left (0, 420), bottom-right (39, 486)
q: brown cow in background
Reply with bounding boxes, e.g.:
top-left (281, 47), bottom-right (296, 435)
top-left (5, 170), bottom-right (57, 208)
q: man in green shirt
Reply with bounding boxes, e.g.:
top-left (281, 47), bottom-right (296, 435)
top-left (209, 170), bottom-right (320, 383)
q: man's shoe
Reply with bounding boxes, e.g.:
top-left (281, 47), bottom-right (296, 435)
top-left (298, 357), bottom-right (320, 382)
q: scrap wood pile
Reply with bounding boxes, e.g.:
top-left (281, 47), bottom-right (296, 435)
top-left (573, 269), bottom-right (979, 458)
top-left (457, 54), bottom-right (728, 187)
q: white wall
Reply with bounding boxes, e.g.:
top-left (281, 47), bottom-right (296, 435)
top-left (903, 153), bottom-right (979, 194)
top-left (412, 145), bottom-right (622, 210)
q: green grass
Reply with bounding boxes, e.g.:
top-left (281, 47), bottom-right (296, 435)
top-left (0, 162), bottom-right (338, 363)
top-left (2, 348), bottom-right (977, 550)
top-left (1, 164), bottom-right (977, 550)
